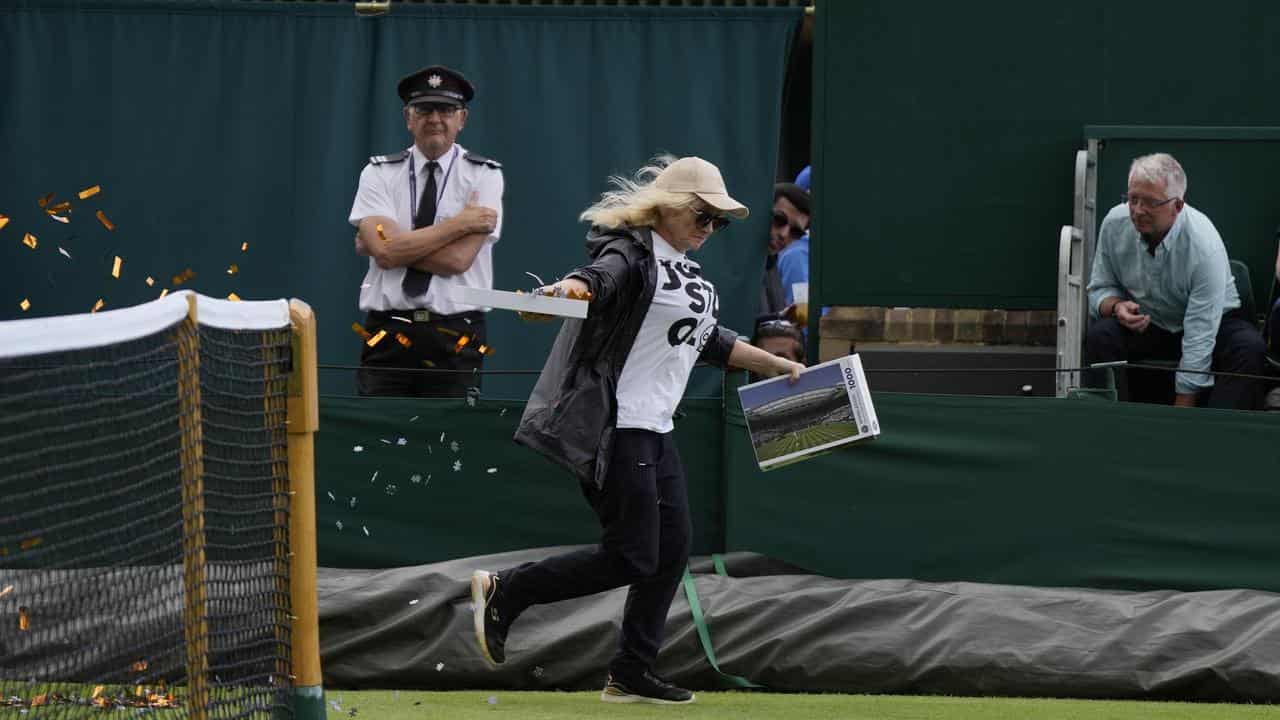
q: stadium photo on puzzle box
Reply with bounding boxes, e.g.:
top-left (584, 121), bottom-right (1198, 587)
top-left (738, 354), bottom-right (880, 470)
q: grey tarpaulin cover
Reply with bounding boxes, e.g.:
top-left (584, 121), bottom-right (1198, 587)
top-left (318, 547), bottom-right (1280, 700)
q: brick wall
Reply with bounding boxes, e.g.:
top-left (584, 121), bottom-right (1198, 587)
top-left (817, 307), bottom-right (1057, 362)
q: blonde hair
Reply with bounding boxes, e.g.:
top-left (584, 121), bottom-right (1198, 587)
top-left (579, 154), bottom-right (699, 229)
top-left (1129, 153), bottom-right (1188, 200)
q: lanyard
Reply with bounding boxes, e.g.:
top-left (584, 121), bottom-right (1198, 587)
top-left (408, 145), bottom-right (459, 226)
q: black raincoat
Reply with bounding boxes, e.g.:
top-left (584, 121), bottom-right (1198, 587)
top-left (513, 225), bottom-right (738, 489)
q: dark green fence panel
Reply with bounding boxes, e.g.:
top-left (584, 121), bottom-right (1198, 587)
top-left (0, 1), bottom-right (800, 399)
top-left (813, 1), bottom-right (1280, 311)
top-left (315, 396), bottom-right (726, 568)
top-left (724, 390), bottom-right (1280, 593)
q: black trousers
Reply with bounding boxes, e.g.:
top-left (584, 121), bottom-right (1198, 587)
top-left (356, 311), bottom-right (485, 398)
top-left (494, 429), bottom-right (691, 676)
top-left (1084, 311), bottom-right (1266, 410)
top-left (1268, 298), bottom-right (1280, 357)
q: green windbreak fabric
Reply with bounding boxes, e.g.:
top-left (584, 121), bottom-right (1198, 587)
top-left (314, 396), bottom-right (725, 568)
top-left (724, 389), bottom-right (1280, 594)
top-left (813, 1), bottom-right (1280, 310)
top-left (0, 2), bottom-right (799, 399)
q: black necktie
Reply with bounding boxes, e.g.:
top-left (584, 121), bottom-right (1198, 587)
top-left (402, 160), bottom-right (439, 298)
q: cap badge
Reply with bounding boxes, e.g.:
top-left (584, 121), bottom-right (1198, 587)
top-left (428, 74), bottom-right (443, 88)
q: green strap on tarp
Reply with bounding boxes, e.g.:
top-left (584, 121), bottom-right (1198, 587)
top-left (681, 557), bottom-right (762, 689)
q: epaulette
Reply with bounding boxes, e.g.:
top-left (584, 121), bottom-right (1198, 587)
top-left (369, 150), bottom-right (410, 165)
top-left (463, 152), bottom-right (502, 169)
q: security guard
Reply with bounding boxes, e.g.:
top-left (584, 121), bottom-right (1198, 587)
top-left (349, 65), bottom-right (504, 397)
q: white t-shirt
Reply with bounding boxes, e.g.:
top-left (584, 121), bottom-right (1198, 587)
top-left (348, 142), bottom-right (504, 314)
top-left (615, 232), bottom-right (720, 433)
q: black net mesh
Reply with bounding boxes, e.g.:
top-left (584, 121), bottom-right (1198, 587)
top-left (0, 313), bottom-right (293, 718)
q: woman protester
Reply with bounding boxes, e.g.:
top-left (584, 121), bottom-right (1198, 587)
top-left (469, 155), bottom-right (804, 705)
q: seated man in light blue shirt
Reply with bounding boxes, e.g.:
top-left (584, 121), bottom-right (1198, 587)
top-left (1085, 153), bottom-right (1266, 410)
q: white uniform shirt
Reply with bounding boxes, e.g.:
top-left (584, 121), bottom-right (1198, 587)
top-left (348, 142), bottom-right (504, 313)
top-left (615, 232), bottom-right (720, 434)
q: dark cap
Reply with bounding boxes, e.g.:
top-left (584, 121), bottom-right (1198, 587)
top-left (397, 65), bottom-right (475, 108)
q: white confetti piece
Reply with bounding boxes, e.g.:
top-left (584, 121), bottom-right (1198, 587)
top-left (396, 437), bottom-right (407, 446)
top-left (352, 445), bottom-right (364, 453)
top-left (487, 467), bottom-right (498, 474)
top-left (385, 484), bottom-right (398, 495)
top-left (410, 473), bottom-right (423, 484)
top-left (370, 471), bottom-right (379, 484)
top-left (450, 441), bottom-right (460, 453)
top-left (427, 445), bottom-right (433, 454)
top-left (440, 432), bottom-right (446, 443)
top-left (426, 474), bottom-right (432, 484)
top-left (335, 521), bottom-right (343, 531)
top-left (532, 666), bottom-right (544, 678)
top-left (391, 315), bottom-right (411, 323)
top-left (453, 460), bottom-right (462, 472)
top-left (500, 408), bottom-right (508, 416)
top-left (380, 438), bottom-right (392, 444)
top-left (349, 497), bottom-right (358, 509)
top-left (409, 599), bottom-right (419, 606)
top-left (410, 416), bottom-right (419, 422)
top-left (57, 246), bottom-right (71, 259)
top-left (330, 700), bottom-right (341, 711)
top-left (326, 491), bottom-right (336, 501)
top-left (362, 525), bottom-right (370, 536)
top-left (436, 662), bottom-right (444, 672)
top-left (361, 282), bottom-right (372, 289)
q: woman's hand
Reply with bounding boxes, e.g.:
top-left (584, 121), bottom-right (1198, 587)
top-left (518, 278), bottom-right (593, 322)
top-left (772, 356), bottom-right (805, 383)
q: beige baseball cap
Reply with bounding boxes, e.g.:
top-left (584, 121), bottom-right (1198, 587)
top-left (653, 156), bottom-right (749, 219)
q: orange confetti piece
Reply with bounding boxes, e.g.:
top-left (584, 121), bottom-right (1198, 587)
top-left (19, 537), bottom-right (41, 550)
top-left (478, 344), bottom-right (494, 356)
top-left (79, 184), bottom-right (102, 200)
top-left (366, 329), bottom-right (387, 347)
top-left (172, 268), bottom-right (195, 285)
top-left (18, 606), bottom-right (29, 631)
top-left (227, 264), bottom-right (239, 275)
top-left (454, 335), bottom-right (471, 352)
top-left (111, 256), bottom-right (122, 278)
top-left (131, 659), bottom-right (149, 672)
top-left (227, 292), bottom-right (241, 302)
top-left (0, 585), bottom-right (12, 599)
top-left (19, 298), bottom-right (30, 312)
top-left (351, 322), bottom-right (372, 341)
top-left (376, 223), bottom-right (387, 242)
top-left (135, 686), bottom-right (144, 697)
top-left (145, 276), bottom-right (155, 286)
top-left (31, 693), bottom-right (47, 707)
top-left (92, 685), bottom-right (104, 699)
top-left (0, 214), bottom-right (9, 230)
top-left (422, 360), bottom-right (436, 368)
top-left (92, 298), bottom-right (104, 313)
top-left (22, 233), bottom-right (37, 249)
top-left (395, 332), bottom-right (412, 348)
top-left (47, 201), bottom-right (71, 213)
top-left (241, 241), bottom-right (249, 252)
top-left (436, 326), bottom-right (460, 337)
top-left (96, 209), bottom-right (115, 230)
top-left (37, 192), bottom-right (53, 208)
top-left (158, 289), bottom-right (169, 299)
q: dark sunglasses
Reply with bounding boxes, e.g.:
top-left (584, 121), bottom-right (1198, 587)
top-left (772, 210), bottom-right (807, 240)
top-left (692, 208), bottom-right (731, 232)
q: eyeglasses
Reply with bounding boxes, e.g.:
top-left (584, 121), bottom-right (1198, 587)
top-left (411, 103), bottom-right (460, 118)
top-left (772, 210), bottom-right (807, 240)
top-left (1122, 193), bottom-right (1177, 210)
top-left (691, 207), bottom-right (730, 232)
